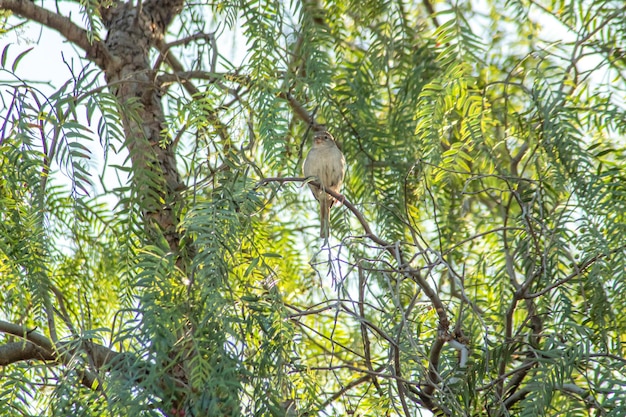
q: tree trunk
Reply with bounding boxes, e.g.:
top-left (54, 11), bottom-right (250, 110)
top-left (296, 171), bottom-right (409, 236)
top-left (102, 0), bottom-right (185, 256)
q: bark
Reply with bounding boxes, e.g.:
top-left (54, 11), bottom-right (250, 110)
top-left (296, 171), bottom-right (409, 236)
top-left (0, 341), bottom-right (56, 365)
top-left (0, 320), bottom-right (126, 389)
top-left (2, 1), bottom-right (194, 415)
top-left (0, 0), bottom-right (186, 255)
top-left (0, 0), bottom-right (110, 66)
top-left (99, 2), bottom-right (192, 414)
top-left (101, 0), bottom-right (186, 258)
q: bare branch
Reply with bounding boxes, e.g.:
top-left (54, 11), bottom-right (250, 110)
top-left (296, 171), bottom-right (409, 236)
top-left (154, 39), bottom-right (200, 97)
top-left (0, 319), bottom-right (54, 351)
top-left (0, 320), bottom-right (132, 390)
top-left (259, 176), bottom-right (452, 413)
top-left (316, 365), bottom-right (386, 411)
top-left (154, 39), bottom-right (230, 143)
top-left (504, 382), bottom-right (607, 414)
top-left (478, 361), bottom-right (536, 392)
top-left (259, 176), bottom-right (449, 321)
top-left (0, 0), bottom-right (109, 67)
top-left (525, 245), bottom-right (626, 299)
top-left (422, 0), bottom-right (440, 28)
top-left (0, 341), bottom-right (56, 365)
top-left (280, 92), bottom-right (325, 131)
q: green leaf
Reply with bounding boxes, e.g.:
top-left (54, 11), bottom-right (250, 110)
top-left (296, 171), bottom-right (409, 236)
top-left (11, 47), bottom-right (33, 73)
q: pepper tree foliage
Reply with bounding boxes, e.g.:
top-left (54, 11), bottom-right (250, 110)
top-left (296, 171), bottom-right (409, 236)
top-left (1, 0), bottom-right (625, 415)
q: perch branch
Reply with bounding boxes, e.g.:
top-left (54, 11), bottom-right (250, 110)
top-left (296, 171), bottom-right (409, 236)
top-left (258, 176), bottom-right (456, 414)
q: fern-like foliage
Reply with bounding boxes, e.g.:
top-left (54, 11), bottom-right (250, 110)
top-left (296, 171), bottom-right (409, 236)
top-left (1, 0), bottom-right (625, 416)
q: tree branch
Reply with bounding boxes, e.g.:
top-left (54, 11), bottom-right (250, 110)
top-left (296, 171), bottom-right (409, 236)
top-left (279, 92), bottom-right (325, 131)
top-left (0, 320), bottom-right (132, 390)
top-left (0, 0), bottom-right (109, 67)
top-left (503, 382), bottom-right (606, 413)
top-left (316, 365), bottom-right (386, 411)
top-left (525, 244), bottom-right (626, 299)
top-left (259, 176), bottom-right (449, 323)
top-left (0, 319), bottom-right (53, 351)
top-left (154, 39), bottom-right (200, 96)
top-left (259, 176), bottom-right (452, 414)
top-left (0, 341), bottom-right (56, 365)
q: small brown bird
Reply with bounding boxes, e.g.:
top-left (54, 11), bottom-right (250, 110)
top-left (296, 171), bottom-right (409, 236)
top-left (303, 130), bottom-right (346, 239)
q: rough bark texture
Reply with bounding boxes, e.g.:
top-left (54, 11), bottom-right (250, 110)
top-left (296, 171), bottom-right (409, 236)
top-left (0, 0), bottom-right (108, 64)
top-left (99, 2), bottom-right (192, 414)
top-left (1, 1), bottom-right (197, 415)
top-left (101, 0), bottom-right (185, 258)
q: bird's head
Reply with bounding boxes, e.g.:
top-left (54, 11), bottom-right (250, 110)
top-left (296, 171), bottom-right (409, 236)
top-left (313, 130), bottom-right (335, 146)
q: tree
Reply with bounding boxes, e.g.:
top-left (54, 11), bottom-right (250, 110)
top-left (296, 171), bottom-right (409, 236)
top-left (1, 0), bottom-right (625, 415)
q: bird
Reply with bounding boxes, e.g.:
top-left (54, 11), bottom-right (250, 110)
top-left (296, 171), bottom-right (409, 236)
top-left (303, 130), bottom-right (346, 239)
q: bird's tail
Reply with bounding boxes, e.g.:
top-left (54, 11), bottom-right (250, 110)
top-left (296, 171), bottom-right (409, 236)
top-left (320, 198), bottom-right (330, 239)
